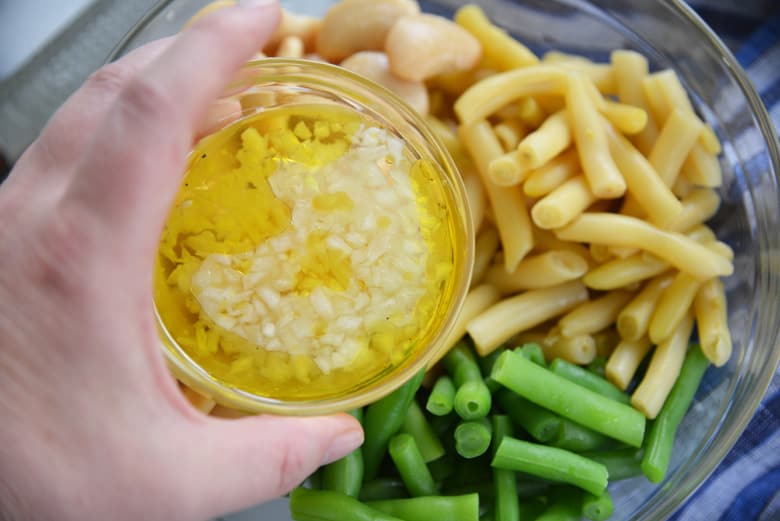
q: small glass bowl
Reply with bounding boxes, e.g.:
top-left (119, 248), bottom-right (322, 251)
top-left (155, 59), bottom-right (474, 416)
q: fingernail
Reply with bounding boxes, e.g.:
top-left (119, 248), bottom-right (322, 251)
top-left (322, 428), bottom-right (364, 465)
top-left (238, 0), bottom-right (277, 7)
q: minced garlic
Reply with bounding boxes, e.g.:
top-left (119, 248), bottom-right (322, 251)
top-left (155, 104), bottom-right (458, 400)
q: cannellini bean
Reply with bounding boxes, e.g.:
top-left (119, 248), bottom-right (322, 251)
top-left (265, 9), bottom-right (323, 54)
top-left (276, 35), bottom-right (304, 58)
top-left (341, 51), bottom-right (429, 115)
top-left (316, 0), bottom-right (420, 62)
top-left (385, 13), bottom-right (481, 82)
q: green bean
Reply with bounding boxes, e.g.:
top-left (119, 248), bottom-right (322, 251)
top-left (492, 415), bottom-right (519, 521)
top-left (582, 489), bottom-right (614, 521)
top-left (495, 389), bottom-right (561, 442)
top-left (642, 344), bottom-right (709, 483)
top-left (550, 419), bottom-right (609, 452)
top-left (492, 436), bottom-right (608, 496)
top-left (549, 358), bottom-right (630, 404)
top-left (401, 400), bottom-right (445, 463)
top-left (306, 468), bottom-right (322, 491)
top-left (581, 448), bottom-right (643, 481)
top-left (363, 369), bottom-right (425, 479)
top-left (388, 433), bottom-right (439, 497)
top-left (516, 477), bottom-right (552, 498)
top-left (289, 487), bottom-right (405, 521)
top-left (445, 342), bottom-right (493, 420)
top-left (359, 478), bottom-right (408, 502)
top-left (492, 351), bottom-right (646, 447)
top-left (321, 409), bottom-right (364, 497)
top-left (367, 494), bottom-right (479, 521)
top-left (516, 343), bottom-right (546, 367)
top-left (587, 356), bottom-right (607, 377)
top-left (426, 375), bottom-right (456, 416)
top-left (428, 454), bottom-right (456, 483)
top-left (455, 380), bottom-right (493, 420)
top-left (479, 347), bottom-right (507, 393)
top-left (455, 418), bottom-right (493, 459)
top-left (535, 488), bottom-right (582, 521)
top-left (517, 497), bottom-right (547, 519)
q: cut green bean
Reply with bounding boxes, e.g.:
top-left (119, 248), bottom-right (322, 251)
top-left (445, 342), bottom-right (493, 420)
top-left (426, 375), bottom-right (456, 416)
top-left (479, 347), bottom-right (507, 392)
top-left (516, 343), bottom-right (546, 366)
top-left (455, 380), bottom-right (493, 420)
top-left (363, 369), bottom-right (425, 480)
top-left (517, 497), bottom-right (548, 519)
top-left (550, 419), bottom-right (609, 452)
top-left (388, 433), bottom-right (439, 497)
top-left (455, 418), bottom-right (493, 459)
top-left (359, 478), bottom-right (408, 502)
top-left (535, 488), bottom-right (582, 521)
top-left (428, 454), bottom-right (456, 483)
top-left (549, 358), bottom-right (630, 404)
top-left (401, 400), bottom-right (445, 463)
top-left (642, 344), bottom-right (709, 483)
top-left (492, 351), bottom-right (646, 447)
top-left (290, 487), bottom-right (405, 521)
top-left (492, 436), bottom-right (608, 496)
top-left (368, 494), bottom-right (479, 521)
top-left (496, 389), bottom-right (561, 442)
top-left (321, 409), bottom-right (364, 497)
top-left (582, 489), bottom-right (614, 521)
top-left (587, 356), bottom-right (607, 377)
top-left (492, 415), bottom-right (519, 521)
top-left (582, 448), bottom-right (643, 481)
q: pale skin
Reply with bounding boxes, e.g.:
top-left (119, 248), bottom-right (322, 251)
top-left (0, 2), bottom-right (363, 520)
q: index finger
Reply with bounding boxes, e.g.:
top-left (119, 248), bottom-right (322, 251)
top-left (62, 1), bottom-right (281, 261)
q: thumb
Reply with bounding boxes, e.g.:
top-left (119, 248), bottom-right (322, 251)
top-left (179, 414), bottom-right (363, 518)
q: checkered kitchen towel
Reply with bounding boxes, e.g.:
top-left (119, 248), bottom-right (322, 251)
top-left (673, 2), bottom-right (780, 519)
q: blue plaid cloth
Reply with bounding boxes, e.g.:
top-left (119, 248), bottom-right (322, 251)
top-left (672, 2), bottom-right (780, 519)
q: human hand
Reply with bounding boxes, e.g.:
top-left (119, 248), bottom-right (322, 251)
top-left (0, 2), bottom-right (363, 520)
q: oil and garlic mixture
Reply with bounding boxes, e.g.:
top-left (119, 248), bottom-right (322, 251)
top-left (155, 104), bottom-right (458, 399)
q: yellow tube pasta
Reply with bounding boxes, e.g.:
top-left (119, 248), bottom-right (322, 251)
top-left (606, 336), bottom-right (653, 391)
top-left (532, 227), bottom-right (593, 261)
top-left (493, 120), bottom-right (527, 151)
top-left (485, 250), bottom-right (589, 294)
top-left (517, 110), bottom-right (572, 169)
top-left (694, 277), bottom-right (732, 367)
top-left (430, 284), bottom-right (502, 366)
top-left (668, 188), bottom-right (721, 232)
top-left (682, 145), bottom-right (724, 187)
top-left (558, 289), bottom-right (634, 337)
top-left (543, 51), bottom-right (617, 95)
top-left (460, 121), bottom-right (534, 271)
top-left (632, 311), bottom-right (694, 419)
top-left (462, 167), bottom-right (487, 232)
top-left (472, 225), bottom-right (500, 286)
top-left (649, 108), bottom-right (704, 187)
top-left (517, 97), bottom-right (548, 128)
top-left (488, 150), bottom-right (528, 187)
top-left (648, 272), bottom-right (703, 344)
top-left (555, 213), bottom-right (733, 280)
top-left (601, 101), bottom-right (648, 135)
top-left (589, 243), bottom-right (613, 263)
top-left (454, 4), bottom-right (539, 71)
top-left (583, 252), bottom-right (669, 290)
top-left (566, 74), bottom-right (626, 198)
top-left (455, 65), bottom-right (569, 126)
top-left (617, 273), bottom-right (674, 341)
top-left (593, 328), bottom-right (620, 358)
top-left (531, 175), bottom-right (597, 229)
top-left (542, 327), bottom-right (597, 365)
top-left (467, 280), bottom-right (589, 356)
top-left (610, 49), bottom-right (659, 155)
top-left (523, 148), bottom-right (579, 197)
top-left (605, 124), bottom-right (682, 228)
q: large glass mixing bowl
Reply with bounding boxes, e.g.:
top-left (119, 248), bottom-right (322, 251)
top-left (110, 1), bottom-right (780, 519)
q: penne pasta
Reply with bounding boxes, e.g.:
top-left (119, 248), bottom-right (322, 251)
top-left (531, 175), bottom-right (597, 229)
top-left (648, 272), bottom-right (703, 344)
top-left (430, 284), bottom-right (502, 366)
top-left (485, 250), bottom-right (589, 294)
top-left (610, 49), bottom-right (659, 155)
top-left (488, 150), bottom-right (528, 186)
top-left (471, 225), bottom-right (500, 286)
top-left (616, 273), bottom-right (675, 341)
top-left (589, 243), bottom-right (613, 263)
top-left (608, 246), bottom-right (638, 259)
top-left (460, 121), bottom-right (535, 271)
top-left (462, 167), bottom-right (487, 233)
top-left (668, 188), bottom-right (721, 232)
top-left (532, 227), bottom-right (593, 261)
top-left (558, 289), bottom-right (635, 337)
top-left (672, 174), bottom-right (695, 198)
top-left (455, 65), bottom-right (569, 126)
top-left (681, 144), bottom-right (723, 187)
top-left (601, 101), bottom-right (648, 135)
top-left (555, 213), bottom-right (733, 280)
top-left (694, 277), bottom-right (732, 367)
top-left (632, 311), bottom-right (694, 419)
top-left (649, 109), bottom-right (704, 187)
top-left (583, 252), bottom-right (669, 290)
top-left (606, 336), bottom-right (653, 391)
top-left (567, 74), bottom-right (626, 198)
top-left (593, 328), bottom-right (621, 358)
top-left (605, 123), bottom-right (682, 228)
top-left (542, 326), bottom-right (597, 365)
top-left (523, 148), bottom-right (579, 197)
top-left (467, 280), bottom-right (589, 356)
top-left (493, 120), bottom-right (527, 151)
top-left (517, 110), bottom-right (572, 169)
top-left (543, 51), bottom-right (617, 95)
top-left (517, 97), bottom-right (548, 128)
